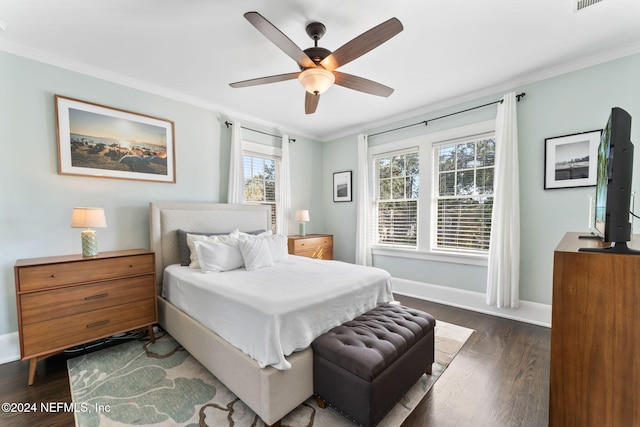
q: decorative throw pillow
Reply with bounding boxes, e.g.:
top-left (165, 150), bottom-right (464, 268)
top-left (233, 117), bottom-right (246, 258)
top-left (238, 236), bottom-right (274, 271)
top-left (265, 234), bottom-right (289, 263)
top-left (186, 230), bottom-right (239, 269)
top-left (238, 230), bottom-right (273, 239)
top-left (194, 239), bottom-right (244, 273)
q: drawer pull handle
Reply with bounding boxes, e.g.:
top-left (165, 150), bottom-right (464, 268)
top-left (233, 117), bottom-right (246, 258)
top-left (129, 264), bottom-right (134, 268)
top-left (50, 274), bottom-right (56, 278)
top-left (87, 320), bottom-right (109, 328)
top-left (85, 293), bottom-right (109, 301)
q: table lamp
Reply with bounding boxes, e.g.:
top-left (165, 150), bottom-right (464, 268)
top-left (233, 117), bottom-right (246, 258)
top-left (295, 210), bottom-right (310, 236)
top-left (71, 207), bottom-right (107, 257)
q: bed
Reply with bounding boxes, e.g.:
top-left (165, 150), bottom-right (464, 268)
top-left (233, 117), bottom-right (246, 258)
top-left (149, 202), bottom-right (393, 426)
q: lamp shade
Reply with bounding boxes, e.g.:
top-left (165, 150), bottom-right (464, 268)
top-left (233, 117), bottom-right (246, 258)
top-left (295, 210), bottom-right (310, 222)
top-left (298, 68), bottom-right (335, 95)
top-left (71, 207), bottom-right (107, 228)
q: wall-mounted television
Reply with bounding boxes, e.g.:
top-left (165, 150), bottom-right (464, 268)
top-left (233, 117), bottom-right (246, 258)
top-left (581, 107), bottom-right (636, 254)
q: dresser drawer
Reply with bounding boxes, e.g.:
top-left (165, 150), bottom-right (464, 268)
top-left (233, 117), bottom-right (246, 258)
top-left (17, 253), bottom-right (154, 292)
top-left (20, 275), bottom-right (155, 325)
top-left (22, 298), bottom-right (156, 357)
top-left (296, 248), bottom-right (333, 260)
top-left (291, 236), bottom-right (333, 252)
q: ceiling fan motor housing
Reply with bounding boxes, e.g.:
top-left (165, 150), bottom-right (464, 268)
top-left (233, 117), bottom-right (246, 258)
top-left (302, 47), bottom-right (332, 67)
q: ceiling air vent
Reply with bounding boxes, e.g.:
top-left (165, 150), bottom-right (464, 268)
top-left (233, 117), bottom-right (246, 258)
top-left (575, 0), bottom-right (603, 11)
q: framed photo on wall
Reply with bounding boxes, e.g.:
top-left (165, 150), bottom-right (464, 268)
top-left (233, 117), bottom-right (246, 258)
top-left (55, 95), bottom-right (176, 183)
top-left (333, 170), bottom-right (352, 202)
top-left (544, 130), bottom-right (601, 189)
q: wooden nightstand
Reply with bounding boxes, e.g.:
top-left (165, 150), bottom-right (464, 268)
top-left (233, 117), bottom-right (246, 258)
top-left (14, 249), bottom-right (157, 385)
top-left (288, 234), bottom-right (333, 260)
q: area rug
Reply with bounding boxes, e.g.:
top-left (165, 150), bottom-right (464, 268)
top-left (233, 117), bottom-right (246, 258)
top-left (68, 321), bottom-right (473, 427)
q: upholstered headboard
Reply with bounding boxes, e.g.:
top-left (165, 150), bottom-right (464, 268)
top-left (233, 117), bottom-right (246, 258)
top-left (149, 202), bottom-right (271, 292)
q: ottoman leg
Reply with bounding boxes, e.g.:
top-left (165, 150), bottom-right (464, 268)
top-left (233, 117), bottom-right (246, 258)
top-left (426, 363), bottom-right (433, 375)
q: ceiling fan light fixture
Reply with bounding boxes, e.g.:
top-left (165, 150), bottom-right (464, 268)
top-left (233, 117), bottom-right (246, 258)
top-left (298, 68), bottom-right (335, 95)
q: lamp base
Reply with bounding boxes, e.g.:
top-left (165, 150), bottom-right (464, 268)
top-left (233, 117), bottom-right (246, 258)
top-left (299, 222), bottom-right (306, 237)
top-left (81, 229), bottom-right (98, 257)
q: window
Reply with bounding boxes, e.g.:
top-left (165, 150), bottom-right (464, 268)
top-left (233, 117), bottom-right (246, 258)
top-left (369, 120), bottom-right (496, 262)
top-left (434, 137), bottom-right (495, 252)
top-left (243, 154), bottom-right (278, 232)
top-left (374, 150), bottom-right (419, 247)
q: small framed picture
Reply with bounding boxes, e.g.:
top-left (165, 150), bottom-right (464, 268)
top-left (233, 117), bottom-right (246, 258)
top-left (544, 130), bottom-right (601, 189)
top-left (333, 171), bottom-right (352, 202)
top-left (55, 95), bottom-right (176, 183)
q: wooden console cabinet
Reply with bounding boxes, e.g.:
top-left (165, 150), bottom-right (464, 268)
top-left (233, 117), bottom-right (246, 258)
top-left (549, 232), bottom-right (640, 426)
top-left (288, 234), bottom-right (333, 260)
top-left (14, 249), bottom-right (157, 385)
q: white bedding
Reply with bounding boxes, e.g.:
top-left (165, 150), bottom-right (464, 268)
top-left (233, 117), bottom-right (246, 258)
top-left (162, 255), bottom-right (393, 370)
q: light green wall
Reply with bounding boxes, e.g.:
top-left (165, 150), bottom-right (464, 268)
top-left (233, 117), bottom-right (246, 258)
top-left (323, 52), bottom-right (640, 305)
top-left (0, 51), bottom-right (324, 336)
top-left (3, 49), bottom-right (640, 337)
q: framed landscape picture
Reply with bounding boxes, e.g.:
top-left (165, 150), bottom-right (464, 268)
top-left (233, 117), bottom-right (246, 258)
top-left (333, 170), bottom-right (352, 202)
top-left (55, 95), bottom-right (176, 183)
top-left (544, 130), bottom-right (601, 189)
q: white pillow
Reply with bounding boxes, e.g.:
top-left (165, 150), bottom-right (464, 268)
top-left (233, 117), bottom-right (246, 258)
top-left (238, 236), bottom-right (274, 271)
top-left (187, 230), bottom-right (239, 269)
top-left (238, 230), bottom-right (273, 239)
top-left (194, 239), bottom-right (244, 273)
top-left (265, 234), bottom-right (289, 262)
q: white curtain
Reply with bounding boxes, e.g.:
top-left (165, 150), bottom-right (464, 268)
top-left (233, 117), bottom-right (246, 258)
top-left (486, 92), bottom-right (520, 308)
top-left (277, 135), bottom-right (291, 235)
top-left (355, 133), bottom-right (372, 266)
top-left (227, 120), bottom-right (245, 204)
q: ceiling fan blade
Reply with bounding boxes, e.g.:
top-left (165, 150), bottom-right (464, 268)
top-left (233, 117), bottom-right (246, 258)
top-left (305, 91), bottom-right (320, 114)
top-left (320, 17), bottom-right (403, 71)
top-left (244, 12), bottom-right (316, 70)
top-left (333, 71), bottom-right (394, 97)
top-left (229, 72), bottom-right (300, 88)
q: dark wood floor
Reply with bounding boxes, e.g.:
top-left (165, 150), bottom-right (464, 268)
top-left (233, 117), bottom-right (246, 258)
top-left (397, 296), bottom-right (550, 427)
top-left (0, 296), bottom-right (550, 427)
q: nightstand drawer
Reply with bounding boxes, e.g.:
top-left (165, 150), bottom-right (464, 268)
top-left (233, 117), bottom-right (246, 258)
top-left (296, 248), bottom-right (333, 260)
top-left (22, 298), bottom-right (156, 357)
top-left (17, 254), bottom-right (155, 291)
top-left (20, 275), bottom-right (155, 325)
top-left (291, 236), bottom-right (333, 252)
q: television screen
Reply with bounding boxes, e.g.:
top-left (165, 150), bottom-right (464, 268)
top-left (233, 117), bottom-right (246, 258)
top-left (593, 117), bottom-right (611, 238)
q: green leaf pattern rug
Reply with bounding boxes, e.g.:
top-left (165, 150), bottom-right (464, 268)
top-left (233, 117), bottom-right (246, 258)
top-left (68, 322), bottom-right (473, 427)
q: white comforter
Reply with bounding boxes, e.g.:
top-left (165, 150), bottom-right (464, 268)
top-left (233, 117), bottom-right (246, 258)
top-left (163, 255), bottom-right (393, 370)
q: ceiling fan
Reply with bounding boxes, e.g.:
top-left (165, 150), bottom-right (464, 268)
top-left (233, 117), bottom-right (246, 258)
top-left (229, 12), bottom-right (403, 114)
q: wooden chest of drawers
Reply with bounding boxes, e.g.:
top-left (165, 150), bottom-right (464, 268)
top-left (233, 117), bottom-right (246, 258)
top-left (288, 234), bottom-right (333, 260)
top-left (14, 249), bottom-right (157, 385)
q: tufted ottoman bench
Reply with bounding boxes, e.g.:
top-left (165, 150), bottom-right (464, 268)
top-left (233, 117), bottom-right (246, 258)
top-left (311, 303), bottom-right (435, 427)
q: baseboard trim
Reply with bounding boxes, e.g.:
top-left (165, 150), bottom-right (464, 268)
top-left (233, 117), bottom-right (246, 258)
top-left (0, 332), bottom-right (20, 365)
top-left (392, 278), bottom-right (551, 328)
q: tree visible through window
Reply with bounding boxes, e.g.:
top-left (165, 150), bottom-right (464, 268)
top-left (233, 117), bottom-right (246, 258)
top-left (434, 137), bottom-right (495, 251)
top-left (244, 154), bottom-right (277, 232)
top-left (375, 151), bottom-right (419, 247)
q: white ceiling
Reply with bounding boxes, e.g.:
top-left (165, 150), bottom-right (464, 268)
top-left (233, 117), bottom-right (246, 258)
top-left (1, 0), bottom-right (640, 141)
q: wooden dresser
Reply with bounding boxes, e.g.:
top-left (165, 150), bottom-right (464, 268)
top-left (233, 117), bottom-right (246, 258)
top-left (14, 249), bottom-right (157, 385)
top-left (288, 234), bottom-right (333, 260)
top-left (549, 233), bottom-right (640, 426)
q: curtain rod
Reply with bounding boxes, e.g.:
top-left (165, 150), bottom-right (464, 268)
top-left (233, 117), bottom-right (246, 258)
top-left (369, 92), bottom-right (526, 138)
top-left (224, 121), bottom-right (296, 142)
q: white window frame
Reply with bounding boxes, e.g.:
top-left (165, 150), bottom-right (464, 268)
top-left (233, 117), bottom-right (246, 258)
top-left (369, 120), bottom-right (495, 266)
top-left (373, 147), bottom-right (420, 249)
top-left (243, 141), bottom-right (281, 233)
